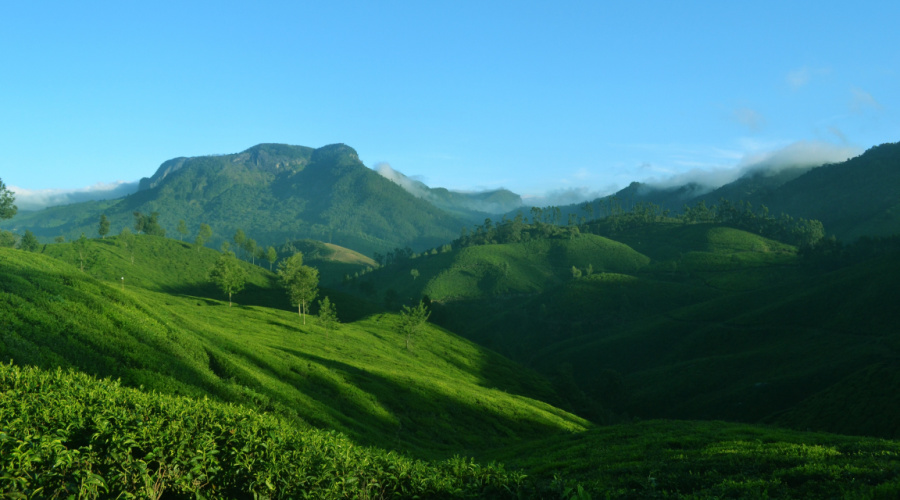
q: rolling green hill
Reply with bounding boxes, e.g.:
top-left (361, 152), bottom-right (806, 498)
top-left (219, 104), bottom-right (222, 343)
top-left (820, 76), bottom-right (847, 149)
top-left (5, 223), bottom-right (900, 497)
top-left (0, 242), bottom-right (587, 459)
top-left (347, 220), bottom-right (900, 441)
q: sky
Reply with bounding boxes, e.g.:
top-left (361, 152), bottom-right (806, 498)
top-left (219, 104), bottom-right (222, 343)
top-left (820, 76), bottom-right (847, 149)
top-left (2, 1), bottom-right (898, 209)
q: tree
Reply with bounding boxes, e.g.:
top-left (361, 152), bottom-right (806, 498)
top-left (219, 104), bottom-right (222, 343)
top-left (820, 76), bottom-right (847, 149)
top-left (277, 253), bottom-right (319, 324)
top-left (118, 227), bottom-right (136, 264)
top-left (133, 212), bottom-right (146, 234)
top-left (265, 246), bottom-right (277, 271)
top-left (176, 219), bottom-right (189, 241)
top-left (54, 236), bottom-right (65, 244)
top-left (244, 238), bottom-right (258, 264)
top-left (410, 268), bottom-right (420, 281)
top-left (195, 223), bottom-right (213, 251)
top-left (208, 252), bottom-right (247, 307)
top-left (0, 177), bottom-right (17, 220)
top-left (571, 266), bottom-right (582, 279)
top-left (399, 300), bottom-right (431, 350)
top-left (72, 233), bottom-right (99, 272)
top-left (316, 296), bottom-right (339, 336)
top-left (145, 212), bottom-right (165, 237)
top-left (19, 230), bottom-right (40, 252)
top-left (0, 231), bottom-right (15, 248)
top-left (98, 214), bottom-right (110, 239)
top-left (233, 229), bottom-right (247, 257)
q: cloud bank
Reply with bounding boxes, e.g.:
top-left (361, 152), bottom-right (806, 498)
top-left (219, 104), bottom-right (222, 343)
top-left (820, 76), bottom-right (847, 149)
top-left (643, 140), bottom-right (862, 191)
top-left (11, 181), bottom-right (140, 211)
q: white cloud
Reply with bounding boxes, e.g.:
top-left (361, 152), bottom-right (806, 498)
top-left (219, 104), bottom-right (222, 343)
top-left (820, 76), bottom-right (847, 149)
top-left (850, 87), bottom-right (882, 113)
top-left (522, 186), bottom-right (617, 207)
top-left (732, 107), bottom-right (765, 132)
top-left (786, 66), bottom-right (830, 90)
top-left (787, 67), bottom-right (811, 89)
top-left (11, 181), bottom-right (140, 211)
top-left (642, 140), bottom-right (861, 191)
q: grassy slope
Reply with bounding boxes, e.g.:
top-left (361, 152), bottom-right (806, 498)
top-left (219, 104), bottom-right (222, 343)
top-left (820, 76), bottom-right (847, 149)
top-left (343, 233), bottom-right (650, 306)
top-left (0, 241), bottom-right (587, 459)
top-left (6, 232), bottom-right (900, 497)
top-left (362, 223), bottom-right (900, 441)
top-left (527, 226), bottom-right (900, 438)
top-left (489, 419), bottom-right (900, 499)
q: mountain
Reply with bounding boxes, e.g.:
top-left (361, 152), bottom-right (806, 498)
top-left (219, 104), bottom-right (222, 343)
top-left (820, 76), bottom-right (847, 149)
top-left (1, 143), bottom-right (478, 256)
top-left (374, 162), bottom-right (523, 217)
top-left (586, 141), bottom-right (900, 241)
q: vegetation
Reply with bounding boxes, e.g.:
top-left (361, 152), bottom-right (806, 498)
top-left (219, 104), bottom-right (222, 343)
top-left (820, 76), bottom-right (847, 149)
top-left (399, 300), bottom-right (431, 350)
top-left (0, 176), bottom-right (16, 220)
top-left (0, 144), bottom-right (478, 255)
top-left (0, 362), bottom-right (529, 499)
top-left (277, 252), bottom-right (320, 324)
top-left (208, 251), bottom-right (248, 306)
top-left (3, 142), bottom-right (900, 497)
top-left (0, 242), bottom-right (583, 459)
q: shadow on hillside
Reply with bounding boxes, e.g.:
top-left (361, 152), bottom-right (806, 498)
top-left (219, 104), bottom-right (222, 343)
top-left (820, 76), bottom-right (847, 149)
top-left (0, 261), bottom-right (231, 406)
top-left (161, 282), bottom-right (288, 310)
top-left (269, 346), bottom-right (581, 459)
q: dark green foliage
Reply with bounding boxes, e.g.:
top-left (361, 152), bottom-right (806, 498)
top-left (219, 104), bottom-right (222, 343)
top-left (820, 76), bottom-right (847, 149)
top-left (277, 252), bottom-right (319, 324)
top-left (208, 251), bottom-right (247, 306)
top-left (176, 218), bottom-right (188, 240)
top-left (98, 214), bottom-right (110, 239)
top-left (194, 222), bottom-right (213, 250)
top-left (0, 362), bottom-right (529, 499)
top-left (18, 230), bottom-right (40, 252)
top-left (490, 420), bottom-right (900, 499)
top-left (0, 230), bottom-right (16, 247)
top-left (399, 300), bottom-right (431, 350)
top-left (0, 176), bottom-right (16, 220)
top-left (316, 296), bottom-right (339, 336)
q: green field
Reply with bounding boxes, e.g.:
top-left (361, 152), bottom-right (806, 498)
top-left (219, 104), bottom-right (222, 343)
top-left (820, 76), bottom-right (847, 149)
top-left (3, 220), bottom-right (900, 498)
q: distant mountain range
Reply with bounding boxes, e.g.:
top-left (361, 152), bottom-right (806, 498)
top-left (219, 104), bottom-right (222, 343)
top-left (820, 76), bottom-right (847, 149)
top-left (3, 141), bottom-right (898, 255)
top-left (599, 142), bottom-right (900, 241)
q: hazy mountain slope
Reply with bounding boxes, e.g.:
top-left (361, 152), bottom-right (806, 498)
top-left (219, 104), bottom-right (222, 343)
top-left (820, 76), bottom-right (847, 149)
top-left (763, 141), bottom-right (900, 239)
top-left (2, 143), bottom-right (472, 255)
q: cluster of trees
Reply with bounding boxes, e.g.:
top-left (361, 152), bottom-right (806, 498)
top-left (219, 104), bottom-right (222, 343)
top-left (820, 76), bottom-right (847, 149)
top-left (132, 211), bottom-right (166, 237)
top-left (584, 199), bottom-right (826, 248)
top-left (454, 214), bottom-right (581, 249)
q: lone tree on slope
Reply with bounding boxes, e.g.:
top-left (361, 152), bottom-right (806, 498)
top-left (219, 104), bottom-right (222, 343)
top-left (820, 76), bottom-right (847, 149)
top-left (98, 214), bottom-right (110, 239)
top-left (399, 300), bottom-right (431, 350)
top-left (277, 252), bottom-right (319, 325)
top-left (316, 296), bottom-right (339, 336)
top-left (209, 251), bottom-right (247, 307)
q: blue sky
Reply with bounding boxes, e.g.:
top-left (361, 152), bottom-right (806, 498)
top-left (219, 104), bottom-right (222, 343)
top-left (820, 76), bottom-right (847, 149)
top-left (2, 1), bottom-right (898, 209)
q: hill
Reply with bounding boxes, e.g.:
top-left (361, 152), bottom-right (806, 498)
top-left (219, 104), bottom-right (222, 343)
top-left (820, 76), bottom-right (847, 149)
top-left (533, 140), bottom-right (900, 242)
top-left (5, 221), bottom-right (900, 497)
top-left (1, 143), bottom-right (476, 256)
top-left (0, 241), bottom-right (588, 458)
top-left (345, 218), bottom-right (900, 439)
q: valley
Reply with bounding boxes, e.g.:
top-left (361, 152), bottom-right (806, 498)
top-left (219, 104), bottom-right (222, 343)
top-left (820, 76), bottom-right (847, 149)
top-left (1, 142), bottom-right (900, 498)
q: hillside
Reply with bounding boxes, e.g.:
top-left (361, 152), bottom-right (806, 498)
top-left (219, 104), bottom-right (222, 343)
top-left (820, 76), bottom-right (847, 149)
top-left (540, 140), bottom-right (900, 242)
top-left (346, 219), bottom-right (900, 440)
top-left (5, 223), bottom-right (900, 497)
top-left (1, 143), bottom-right (475, 255)
top-left (0, 242), bottom-right (588, 458)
